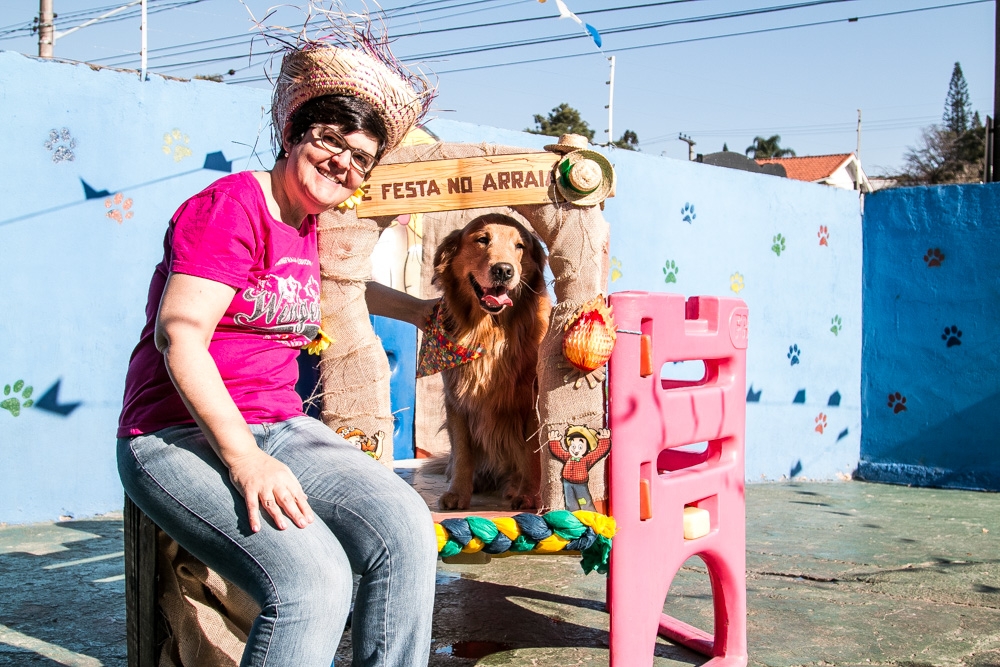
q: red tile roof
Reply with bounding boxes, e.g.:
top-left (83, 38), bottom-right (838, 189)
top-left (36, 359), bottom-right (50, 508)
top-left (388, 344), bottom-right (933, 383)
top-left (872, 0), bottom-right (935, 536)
top-left (755, 154), bottom-right (853, 183)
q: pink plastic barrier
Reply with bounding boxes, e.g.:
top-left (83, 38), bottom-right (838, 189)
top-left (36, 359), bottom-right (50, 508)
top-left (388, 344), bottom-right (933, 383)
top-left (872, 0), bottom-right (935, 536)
top-left (607, 291), bottom-right (749, 667)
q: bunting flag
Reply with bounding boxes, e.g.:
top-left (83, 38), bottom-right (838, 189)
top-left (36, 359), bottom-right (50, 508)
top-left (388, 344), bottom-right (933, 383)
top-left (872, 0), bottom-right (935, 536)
top-left (543, 0), bottom-right (602, 49)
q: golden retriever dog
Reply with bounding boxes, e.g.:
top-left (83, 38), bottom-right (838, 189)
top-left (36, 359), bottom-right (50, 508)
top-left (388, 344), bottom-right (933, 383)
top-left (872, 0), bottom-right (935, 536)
top-left (432, 213), bottom-right (551, 510)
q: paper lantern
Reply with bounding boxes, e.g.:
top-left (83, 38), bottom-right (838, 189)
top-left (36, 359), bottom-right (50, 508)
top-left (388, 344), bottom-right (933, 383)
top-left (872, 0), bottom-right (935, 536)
top-left (563, 296), bottom-right (617, 373)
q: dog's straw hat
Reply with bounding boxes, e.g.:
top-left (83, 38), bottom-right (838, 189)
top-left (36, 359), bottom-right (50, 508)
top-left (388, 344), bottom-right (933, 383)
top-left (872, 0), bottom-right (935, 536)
top-left (554, 149), bottom-right (616, 207)
top-left (273, 45), bottom-right (434, 151)
top-left (544, 133), bottom-right (591, 154)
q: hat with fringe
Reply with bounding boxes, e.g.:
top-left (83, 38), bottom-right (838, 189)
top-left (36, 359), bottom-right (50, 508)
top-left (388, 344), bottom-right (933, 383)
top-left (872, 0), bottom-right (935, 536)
top-left (273, 44), bottom-right (434, 152)
top-left (554, 149), bottom-right (616, 207)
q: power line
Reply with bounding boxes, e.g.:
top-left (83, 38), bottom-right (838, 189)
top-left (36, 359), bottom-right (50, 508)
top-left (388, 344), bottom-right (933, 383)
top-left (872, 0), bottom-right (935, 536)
top-left (427, 0), bottom-right (991, 76)
top-left (143, 0), bottom-right (866, 77)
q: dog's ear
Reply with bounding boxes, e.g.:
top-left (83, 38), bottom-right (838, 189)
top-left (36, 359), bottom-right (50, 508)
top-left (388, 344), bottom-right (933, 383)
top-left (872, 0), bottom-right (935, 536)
top-left (432, 228), bottom-right (464, 283)
top-left (526, 231), bottom-right (547, 273)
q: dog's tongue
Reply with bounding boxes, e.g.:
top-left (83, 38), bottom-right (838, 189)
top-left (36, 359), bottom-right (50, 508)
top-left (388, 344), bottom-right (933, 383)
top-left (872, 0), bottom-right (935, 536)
top-left (482, 290), bottom-right (513, 309)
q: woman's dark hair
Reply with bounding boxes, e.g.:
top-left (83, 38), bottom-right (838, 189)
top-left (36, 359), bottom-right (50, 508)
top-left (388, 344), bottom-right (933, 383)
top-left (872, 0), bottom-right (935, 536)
top-left (282, 94), bottom-right (389, 159)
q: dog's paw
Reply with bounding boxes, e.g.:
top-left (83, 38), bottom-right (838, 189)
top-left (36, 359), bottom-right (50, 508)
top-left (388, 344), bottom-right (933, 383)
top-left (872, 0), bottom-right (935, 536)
top-left (439, 491), bottom-right (470, 510)
top-left (509, 494), bottom-right (537, 511)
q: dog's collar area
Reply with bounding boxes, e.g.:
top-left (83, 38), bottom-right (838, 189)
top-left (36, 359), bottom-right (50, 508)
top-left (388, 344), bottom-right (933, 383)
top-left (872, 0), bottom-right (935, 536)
top-left (468, 274), bottom-right (513, 314)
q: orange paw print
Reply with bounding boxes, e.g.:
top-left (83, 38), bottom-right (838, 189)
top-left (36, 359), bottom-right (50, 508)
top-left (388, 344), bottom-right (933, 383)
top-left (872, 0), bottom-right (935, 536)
top-left (817, 225), bottom-right (829, 246)
top-left (105, 192), bottom-right (134, 224)
top-left (814, 412), bottom-right (827, 434)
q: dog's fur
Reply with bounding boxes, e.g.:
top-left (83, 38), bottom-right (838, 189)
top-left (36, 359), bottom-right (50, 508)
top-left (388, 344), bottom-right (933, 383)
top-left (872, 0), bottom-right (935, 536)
top-left (433, 213), bottom-right (552, 510)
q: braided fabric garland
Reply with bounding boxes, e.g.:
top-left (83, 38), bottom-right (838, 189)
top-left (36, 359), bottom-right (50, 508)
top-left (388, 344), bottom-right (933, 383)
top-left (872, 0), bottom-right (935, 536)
top-left (434, 510), bottom-right (616, 575)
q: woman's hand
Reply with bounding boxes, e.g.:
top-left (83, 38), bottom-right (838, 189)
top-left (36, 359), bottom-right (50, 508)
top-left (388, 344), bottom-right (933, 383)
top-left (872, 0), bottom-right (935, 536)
top-left (227, 448), bottom-right (315, 533)
top-left (156, 272), bottom-right (315, 533)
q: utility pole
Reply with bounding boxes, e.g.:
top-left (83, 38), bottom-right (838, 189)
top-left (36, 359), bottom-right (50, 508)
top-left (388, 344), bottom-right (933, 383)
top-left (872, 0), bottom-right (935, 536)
top-left (678, 133), bottom-right (696, 161)
top-left (38, 0), bottom-right (54, 58)
top-left (856, 109), bottom-right (862, 190)
top-left (604, 56), bottom-right (615, 147)
top-left (993, 0), bottom-right (1000, 180)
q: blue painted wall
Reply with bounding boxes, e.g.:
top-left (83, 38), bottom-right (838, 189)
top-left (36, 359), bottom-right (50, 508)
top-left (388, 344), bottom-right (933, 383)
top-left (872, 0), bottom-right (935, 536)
top-left (0, 51), bottom-right (863, 523)
top-left (859, 184), bottom-right (1000, 491)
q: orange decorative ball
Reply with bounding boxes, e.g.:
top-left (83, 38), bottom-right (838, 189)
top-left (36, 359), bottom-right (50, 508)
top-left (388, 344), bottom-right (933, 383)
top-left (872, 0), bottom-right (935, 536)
top-left (563, 296), bottom-right (617, 373)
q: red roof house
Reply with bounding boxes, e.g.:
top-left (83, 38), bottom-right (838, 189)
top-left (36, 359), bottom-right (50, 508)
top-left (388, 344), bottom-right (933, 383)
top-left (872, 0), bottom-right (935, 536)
top-left (755, 153), bottom-right (871, 193)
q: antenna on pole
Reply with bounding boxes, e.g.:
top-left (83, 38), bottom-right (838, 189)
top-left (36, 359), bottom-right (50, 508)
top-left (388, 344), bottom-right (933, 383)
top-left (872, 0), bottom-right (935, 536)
top-left (605, 56), bottom-right (616, 147)
top-left (856, 109), bottom-right (862, 190)
top-left (678, 133), bottom-right (696, 161)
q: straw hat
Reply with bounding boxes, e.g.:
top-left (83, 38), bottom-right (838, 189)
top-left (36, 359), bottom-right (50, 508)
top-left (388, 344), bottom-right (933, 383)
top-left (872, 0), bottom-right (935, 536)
top-left (554, 149), bottom-right (616, 207)
top-left (272, 45), bottom-right (434, 152)
top-left (565, 425), bottom-right (599, 451)
top-left (544, 133), bottom-right (591, 154)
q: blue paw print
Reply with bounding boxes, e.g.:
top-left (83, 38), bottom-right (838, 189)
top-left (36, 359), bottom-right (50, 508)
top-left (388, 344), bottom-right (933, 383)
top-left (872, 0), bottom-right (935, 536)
top-left (787, 344), bottom-right (801, 366)
top-left (681, 202), bottom-right (696, 224)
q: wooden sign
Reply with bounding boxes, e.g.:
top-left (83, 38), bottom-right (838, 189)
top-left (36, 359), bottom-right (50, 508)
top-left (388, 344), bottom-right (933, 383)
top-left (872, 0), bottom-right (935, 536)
top-left (355, 152), bottom-right (560, 217)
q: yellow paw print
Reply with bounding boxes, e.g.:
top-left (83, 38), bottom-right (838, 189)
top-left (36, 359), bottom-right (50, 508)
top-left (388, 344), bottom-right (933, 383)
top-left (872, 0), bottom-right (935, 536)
top-left (730, 271), bottom-right (745, 294)
top-left (105, 192), bottom-right (134, 224)
top-left (162, 129), bottom-right (192, 162)
top-left (610, 257), bottom-right (623, 283)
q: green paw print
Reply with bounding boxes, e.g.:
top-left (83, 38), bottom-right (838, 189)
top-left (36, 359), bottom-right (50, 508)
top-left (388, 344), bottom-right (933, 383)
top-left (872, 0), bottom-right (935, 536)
top-left (771, 233), bottom-right (786, 256)
top-left (2, 380), bottom-right (34, 417)
top-left (662, 259), bottom-right (679, 284)
top-left (830, 315), bottom-right (842, 336)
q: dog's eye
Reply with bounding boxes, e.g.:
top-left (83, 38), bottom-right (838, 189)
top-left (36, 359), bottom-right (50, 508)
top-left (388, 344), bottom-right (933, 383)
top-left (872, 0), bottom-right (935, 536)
top-left (515, 242), bottom-right (525, 250)
top-left (476, 236), bottom-right (489, 246)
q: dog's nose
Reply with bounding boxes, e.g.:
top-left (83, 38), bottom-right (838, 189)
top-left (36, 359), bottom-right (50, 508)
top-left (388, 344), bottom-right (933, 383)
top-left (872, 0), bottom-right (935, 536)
top-left (491, 263), bottom-right (515, 284)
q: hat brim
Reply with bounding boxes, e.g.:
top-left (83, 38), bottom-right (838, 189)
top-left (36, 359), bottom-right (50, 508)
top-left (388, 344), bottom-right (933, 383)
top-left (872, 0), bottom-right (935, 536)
top-left (554, 150), bottom-right (615, 207)
top-left (544, 142), bottom-right (589, 154)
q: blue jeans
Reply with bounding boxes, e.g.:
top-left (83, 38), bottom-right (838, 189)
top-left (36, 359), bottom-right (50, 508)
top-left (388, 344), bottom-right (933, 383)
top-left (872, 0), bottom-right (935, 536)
top-left (118, 416), bottom-right (436, 667)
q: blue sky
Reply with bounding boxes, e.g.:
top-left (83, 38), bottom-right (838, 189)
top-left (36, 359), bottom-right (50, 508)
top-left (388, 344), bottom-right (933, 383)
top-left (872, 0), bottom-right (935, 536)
top-left (1, 0), bottom-right (995, 174)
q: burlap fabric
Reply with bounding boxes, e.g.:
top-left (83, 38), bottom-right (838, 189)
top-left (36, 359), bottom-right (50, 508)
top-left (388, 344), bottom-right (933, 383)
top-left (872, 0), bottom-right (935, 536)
top-left (155, 529), bottom-right (259, 667)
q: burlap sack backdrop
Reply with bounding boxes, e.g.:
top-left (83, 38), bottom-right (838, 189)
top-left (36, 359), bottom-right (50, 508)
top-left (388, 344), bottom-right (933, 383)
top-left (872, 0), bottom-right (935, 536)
top-left (348, 140), bottom-right (613, 512)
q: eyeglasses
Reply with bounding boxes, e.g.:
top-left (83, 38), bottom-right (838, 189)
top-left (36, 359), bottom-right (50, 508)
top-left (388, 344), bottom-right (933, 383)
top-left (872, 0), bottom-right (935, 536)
top-left (309, 126), bottom-right (378, 175)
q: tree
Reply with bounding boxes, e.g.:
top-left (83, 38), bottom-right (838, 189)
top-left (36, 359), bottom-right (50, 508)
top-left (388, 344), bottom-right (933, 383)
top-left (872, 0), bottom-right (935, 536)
top-left (898, 63), bottom-right (984, 185)
top-left (943, 62), bottom-right (971, 134)
top-left (526, 103), bottom-right (595, 141)
top-left (612, 129), bottom-right (639, 151)
top-left (745, 135), bottom-right (796, 159)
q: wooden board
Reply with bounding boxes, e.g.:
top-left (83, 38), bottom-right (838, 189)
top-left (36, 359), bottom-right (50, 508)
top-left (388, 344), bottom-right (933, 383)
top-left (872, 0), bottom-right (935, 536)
top-left (356, 152), bottom-right (560, 216)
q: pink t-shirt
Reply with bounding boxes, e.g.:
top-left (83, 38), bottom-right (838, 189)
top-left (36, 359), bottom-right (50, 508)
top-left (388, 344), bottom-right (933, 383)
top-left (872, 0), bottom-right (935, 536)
top-left (118, 172), bottom-right (320, 437)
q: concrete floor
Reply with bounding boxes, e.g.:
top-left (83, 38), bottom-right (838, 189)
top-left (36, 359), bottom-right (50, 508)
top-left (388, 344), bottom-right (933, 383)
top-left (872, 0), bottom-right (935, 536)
top-left (1, 480), bottom-right (998, 666)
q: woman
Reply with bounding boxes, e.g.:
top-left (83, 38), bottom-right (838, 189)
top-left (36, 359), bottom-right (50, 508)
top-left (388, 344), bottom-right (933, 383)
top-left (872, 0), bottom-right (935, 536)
top-left (117, 39), bottom-right (437, 667)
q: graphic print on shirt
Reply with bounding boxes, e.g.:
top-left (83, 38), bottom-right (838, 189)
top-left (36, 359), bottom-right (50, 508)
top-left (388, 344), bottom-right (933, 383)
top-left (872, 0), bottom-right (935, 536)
top-left (234, 266), bottom-right (321, 345)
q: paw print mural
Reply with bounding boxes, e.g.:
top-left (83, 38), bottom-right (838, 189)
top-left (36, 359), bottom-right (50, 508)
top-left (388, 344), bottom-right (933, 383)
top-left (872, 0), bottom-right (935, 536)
top-left (2, 380), bottom-right (34, 417)
top-left (105, 192), bottom-right (134, 223)
top-left (787, 344), bottom-right (801, 366)
top-left (610, 257), bottom-right (622, 283)
top-left (771, 233), bottom-right (786, 256)
top-left (817, 225), bottom-right (829, 246)
top-left (942, 325), bottom-right (962, 347)
top-left (163, 129), bottom-right (192, 162)
top-left (681, 202), bottom-right (697, 224)
top-left (814, 412), bottom-right (827, 434)
top-left (44, 128), bottom-right (77, 163)
top-left (923, 248), bottom-right (945, 267)
top-left (662, 260), bottom-right (679, 284)
top-left (730, 272), bottom-right (745, 294)
top-left (830, 315), bottom-right (842, 336)
top-left (887, 392), bottom-right (907, 414)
